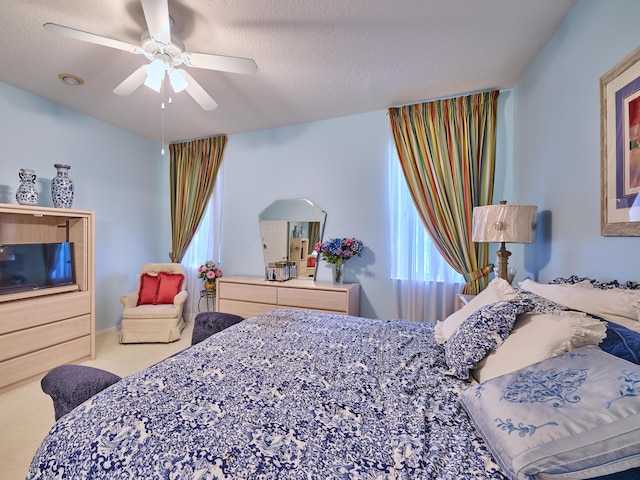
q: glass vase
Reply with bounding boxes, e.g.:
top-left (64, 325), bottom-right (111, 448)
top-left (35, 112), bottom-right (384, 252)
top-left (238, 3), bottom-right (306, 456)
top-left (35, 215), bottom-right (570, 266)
top-left (204, 281), bottom-right (216, 291)
top-left (331, 263), bottom-right (344, 285)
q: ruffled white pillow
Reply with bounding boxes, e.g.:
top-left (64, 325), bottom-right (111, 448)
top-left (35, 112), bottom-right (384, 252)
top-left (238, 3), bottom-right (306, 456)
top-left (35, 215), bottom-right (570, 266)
top-left (472, 311), bottom-right (607, 383)
top-left (435, 278), bottom-right (517, 344)
top-left (519, 279), bottom-right (640, 325)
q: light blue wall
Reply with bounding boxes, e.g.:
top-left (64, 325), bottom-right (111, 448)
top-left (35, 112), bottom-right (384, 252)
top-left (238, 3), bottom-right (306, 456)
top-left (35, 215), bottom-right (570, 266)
top-left (221, 112), bottom-right (394, 320)
top-left (510, 0), bottom-right (640, 283)
top-left (0, 83), bottom-right (170, 331)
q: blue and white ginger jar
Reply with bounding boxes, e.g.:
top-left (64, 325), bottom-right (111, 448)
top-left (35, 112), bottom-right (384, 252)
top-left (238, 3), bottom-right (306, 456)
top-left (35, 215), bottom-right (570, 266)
top-left (16, 168), bottom-right (39, 206)
top-left (51, 164), bottom-right (74, 209)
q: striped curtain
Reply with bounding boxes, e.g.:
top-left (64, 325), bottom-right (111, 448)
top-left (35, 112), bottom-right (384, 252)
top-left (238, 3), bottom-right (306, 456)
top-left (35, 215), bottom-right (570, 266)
top-left (388, 90), bottom-right (498, 294)
top-left (168, 136), bottom-right (227, 263)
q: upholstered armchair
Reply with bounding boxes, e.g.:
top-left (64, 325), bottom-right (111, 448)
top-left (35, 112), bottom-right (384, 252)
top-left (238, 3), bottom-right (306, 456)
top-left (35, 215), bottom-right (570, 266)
top-left (120, 263), bottom-right (188, 343)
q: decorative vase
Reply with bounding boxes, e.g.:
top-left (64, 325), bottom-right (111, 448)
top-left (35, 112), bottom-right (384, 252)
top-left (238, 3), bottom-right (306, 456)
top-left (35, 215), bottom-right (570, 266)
top-left (16, 169), bottom-right (39, 206)
top-left (204, 281), bottom-right (216, 291)
top-left (331, 263), bottom-right (344, 285)
top-left (51, 164), bottom-right (74, 209)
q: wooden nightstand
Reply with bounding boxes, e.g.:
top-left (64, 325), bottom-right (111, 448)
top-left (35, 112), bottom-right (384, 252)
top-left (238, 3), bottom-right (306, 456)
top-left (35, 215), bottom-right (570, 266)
top-left (455, 294), bottom-right (476, 311)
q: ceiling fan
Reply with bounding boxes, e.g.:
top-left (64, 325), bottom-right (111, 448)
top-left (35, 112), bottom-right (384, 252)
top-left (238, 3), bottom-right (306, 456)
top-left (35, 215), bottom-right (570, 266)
top-left (43, 0), bottom-right (257, 111)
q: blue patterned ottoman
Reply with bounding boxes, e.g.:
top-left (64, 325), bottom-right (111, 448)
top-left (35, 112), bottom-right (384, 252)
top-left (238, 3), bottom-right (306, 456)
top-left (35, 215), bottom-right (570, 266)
top-left (41, 364), bottom-right (122, 421)
top-left (191, 311), bottom-right (244, 345)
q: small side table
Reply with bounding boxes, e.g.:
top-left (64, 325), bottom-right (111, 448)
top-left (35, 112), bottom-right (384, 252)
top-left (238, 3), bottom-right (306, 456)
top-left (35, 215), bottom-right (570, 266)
top-left (455, 294), bottom-right (476, 311)
top-left (199, 289), bottom-right (217, 312)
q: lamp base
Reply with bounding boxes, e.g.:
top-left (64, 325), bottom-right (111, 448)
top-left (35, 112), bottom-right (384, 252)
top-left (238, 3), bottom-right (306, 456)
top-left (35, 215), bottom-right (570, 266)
top-left (496, 242), bottom-right (512, 283)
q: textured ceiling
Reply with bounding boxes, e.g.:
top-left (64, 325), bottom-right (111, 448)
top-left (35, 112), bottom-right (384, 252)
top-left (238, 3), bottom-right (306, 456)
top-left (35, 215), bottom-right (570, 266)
top-left (0, 0), bottom-right (576, 144)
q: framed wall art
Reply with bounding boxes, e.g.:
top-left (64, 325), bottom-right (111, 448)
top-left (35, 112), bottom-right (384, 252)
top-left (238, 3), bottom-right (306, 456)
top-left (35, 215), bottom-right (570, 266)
top-left (601, 46), bottom-right (640, 236)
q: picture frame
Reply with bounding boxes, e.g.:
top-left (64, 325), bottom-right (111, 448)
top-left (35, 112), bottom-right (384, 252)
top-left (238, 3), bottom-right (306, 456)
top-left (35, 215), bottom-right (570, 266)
top-left (601, 46), bottom-right (640, 236)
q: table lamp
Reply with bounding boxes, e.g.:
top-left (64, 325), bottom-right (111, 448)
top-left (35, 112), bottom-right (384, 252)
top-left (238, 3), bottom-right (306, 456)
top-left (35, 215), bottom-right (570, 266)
top-left (472, 200), bottom-right (537, 283)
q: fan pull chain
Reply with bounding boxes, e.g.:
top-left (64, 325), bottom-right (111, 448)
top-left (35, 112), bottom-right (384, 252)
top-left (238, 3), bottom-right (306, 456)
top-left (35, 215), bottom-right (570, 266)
top-left (159, 77), bottom-right (175, 156)
top-left (161, 80), bottom-right (167, 156)
top-left (161, 100), bottom-right (165, 156)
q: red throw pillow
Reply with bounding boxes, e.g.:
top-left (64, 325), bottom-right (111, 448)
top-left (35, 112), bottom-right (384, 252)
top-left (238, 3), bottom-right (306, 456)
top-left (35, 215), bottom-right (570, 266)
top-left (154, 272), bottom-right (184, 304)
top-left (137, 273), bottom-right (159, 306)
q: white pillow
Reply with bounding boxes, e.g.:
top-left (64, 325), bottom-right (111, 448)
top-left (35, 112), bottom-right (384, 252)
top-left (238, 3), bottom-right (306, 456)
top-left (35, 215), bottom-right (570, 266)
top-left (519, 279), bottom-right (640, 325)
top-left (472, 311), bottom-right (607, 383)
top-left (435, 278), bottom-right (517, 344)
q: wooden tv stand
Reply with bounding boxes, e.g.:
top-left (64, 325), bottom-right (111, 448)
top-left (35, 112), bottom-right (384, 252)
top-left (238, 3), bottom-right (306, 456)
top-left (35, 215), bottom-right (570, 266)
top-left (0, 204), bottom-right (95, 392)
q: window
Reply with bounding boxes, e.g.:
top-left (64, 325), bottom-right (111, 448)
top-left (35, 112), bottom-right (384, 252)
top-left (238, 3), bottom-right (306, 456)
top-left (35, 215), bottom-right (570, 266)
top-left (179, 164), bottom-right (224, 322)
top-left (181, 200), bottom-right (215, 269)
top-left (388, 142), bottom-right (464, 284)
top-left (181, 162), bottom-right (224, 270)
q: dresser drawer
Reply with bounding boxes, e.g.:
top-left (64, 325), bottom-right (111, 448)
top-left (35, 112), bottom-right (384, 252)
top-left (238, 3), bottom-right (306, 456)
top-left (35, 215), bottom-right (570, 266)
top-left (0, 314), bottom-right (91, 362)
top-left (0, 291), bottom-right (91, 334)
top-left (0, 336), bottom-right (91, 390)
top-left (219, 282), bottom-right (277, 304)
top-left (218, 299), bottom-right (276, 319)
top-left (278, 287), bottom-right (347, 312)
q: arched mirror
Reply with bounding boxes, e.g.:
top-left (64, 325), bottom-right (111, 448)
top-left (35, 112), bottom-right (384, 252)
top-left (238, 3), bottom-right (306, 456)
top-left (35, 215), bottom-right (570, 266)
top-left (259, 199), bottom-right (326, 280)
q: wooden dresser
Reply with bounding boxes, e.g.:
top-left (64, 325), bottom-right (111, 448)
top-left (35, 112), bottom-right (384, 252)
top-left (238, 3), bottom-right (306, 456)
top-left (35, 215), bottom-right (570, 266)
top-left (0, 204), bottom-right (95, 392)
top-left (216, 275), bottom-right (360, 318)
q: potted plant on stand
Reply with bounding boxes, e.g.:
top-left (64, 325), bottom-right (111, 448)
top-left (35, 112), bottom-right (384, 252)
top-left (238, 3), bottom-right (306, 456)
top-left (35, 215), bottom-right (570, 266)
top-left (198, 261), bottom-right (222, 291)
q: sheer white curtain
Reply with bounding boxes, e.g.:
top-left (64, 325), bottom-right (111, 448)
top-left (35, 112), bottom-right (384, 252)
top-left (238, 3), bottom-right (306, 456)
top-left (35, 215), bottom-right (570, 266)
top-left (388, 142), bottom-right (465, 322)
top-left (181, 163), bottom-right (224, 322)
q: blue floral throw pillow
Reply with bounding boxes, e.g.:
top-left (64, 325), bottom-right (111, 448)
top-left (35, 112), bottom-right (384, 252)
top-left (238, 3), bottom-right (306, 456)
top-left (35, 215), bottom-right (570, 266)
top-left (460, 346), bottom-right (640, 479)
top-left (445, 298), bottom-right (534, 380)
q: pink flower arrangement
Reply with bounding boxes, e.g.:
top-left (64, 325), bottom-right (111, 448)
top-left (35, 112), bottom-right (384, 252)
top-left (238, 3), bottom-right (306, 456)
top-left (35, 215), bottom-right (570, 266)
top-left (197, 261), bottom-right (222, 284)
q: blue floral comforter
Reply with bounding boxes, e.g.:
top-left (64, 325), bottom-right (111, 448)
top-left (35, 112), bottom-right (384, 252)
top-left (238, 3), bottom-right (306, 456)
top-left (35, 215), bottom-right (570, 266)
top-left (28, 309), bottom-right (505, 479)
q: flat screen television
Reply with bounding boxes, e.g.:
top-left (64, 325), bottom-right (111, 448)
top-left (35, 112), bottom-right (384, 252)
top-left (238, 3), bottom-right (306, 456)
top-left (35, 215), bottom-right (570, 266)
top-left (0, 242), bottom-right (75, 295)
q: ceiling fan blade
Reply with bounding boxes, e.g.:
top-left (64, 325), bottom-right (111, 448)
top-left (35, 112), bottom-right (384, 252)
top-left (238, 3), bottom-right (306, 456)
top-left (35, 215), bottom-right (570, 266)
top-left (141, 0), bottom-right (171, 44)
top-left (113, 65), bottom-right (149, 96)
top-left (184, 52), bottom-right (258, 75)
top-left (43, 23), bottom-right (142, 54)
top-left (181, 70), bottom-right (218, 111)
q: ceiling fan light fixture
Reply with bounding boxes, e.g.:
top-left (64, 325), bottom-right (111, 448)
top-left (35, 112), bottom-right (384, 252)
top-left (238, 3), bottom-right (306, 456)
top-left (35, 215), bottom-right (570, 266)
top-left (44, 0), bottom-right (257, 111)
top-left (168, 69), bottom-right (188, 93)
top-left (143, 59), bottom-right (167, 92)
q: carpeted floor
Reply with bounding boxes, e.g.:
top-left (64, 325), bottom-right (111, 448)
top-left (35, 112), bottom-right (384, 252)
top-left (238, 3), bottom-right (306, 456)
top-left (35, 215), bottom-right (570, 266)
top-left (0, 321), bottom-right (194, 480)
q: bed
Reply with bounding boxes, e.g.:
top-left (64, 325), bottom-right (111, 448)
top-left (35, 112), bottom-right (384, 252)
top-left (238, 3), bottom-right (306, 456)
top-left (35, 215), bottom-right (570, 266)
top-left (28, 277), bottom-right (640, 479)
